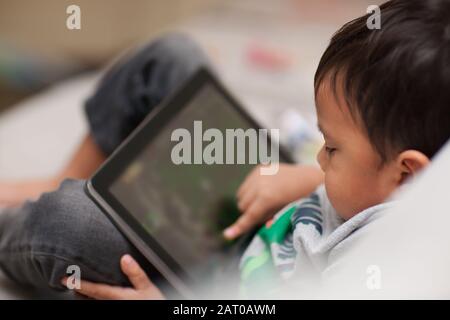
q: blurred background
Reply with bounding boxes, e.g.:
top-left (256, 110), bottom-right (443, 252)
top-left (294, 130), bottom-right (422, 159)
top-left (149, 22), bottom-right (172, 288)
top-left (0, 0), bottom-right (383, 179)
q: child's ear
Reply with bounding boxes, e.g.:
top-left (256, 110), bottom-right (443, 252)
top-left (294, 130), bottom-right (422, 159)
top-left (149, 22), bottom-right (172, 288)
top-left (395, 150), bottom-right (430, 184)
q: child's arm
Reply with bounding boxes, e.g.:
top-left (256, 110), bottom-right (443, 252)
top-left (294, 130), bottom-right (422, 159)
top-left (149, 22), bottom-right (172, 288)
top-left (223, 164), bottom-right (324, 239)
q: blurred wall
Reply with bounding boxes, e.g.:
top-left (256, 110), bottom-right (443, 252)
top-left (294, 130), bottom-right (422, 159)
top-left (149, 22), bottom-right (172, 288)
top-left (0, 0), bottom-right (215, 64)
top-left (0, 0), bottom-right (216, 110)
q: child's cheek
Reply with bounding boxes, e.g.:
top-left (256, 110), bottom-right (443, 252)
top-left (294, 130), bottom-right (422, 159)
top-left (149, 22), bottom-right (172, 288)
top-left (324, 170), bottom-right (347, 217)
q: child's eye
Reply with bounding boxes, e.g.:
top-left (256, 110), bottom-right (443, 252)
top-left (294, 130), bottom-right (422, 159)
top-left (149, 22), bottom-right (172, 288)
top-left (325, 146), bottom-right (337, 156)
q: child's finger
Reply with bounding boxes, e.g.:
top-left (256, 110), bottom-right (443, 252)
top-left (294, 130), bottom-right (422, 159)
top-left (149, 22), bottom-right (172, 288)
top-left (61, 276), bottom-right (130, 300)
top-left (237, 176), bottom-right (252, 199)
top-left (120, 255), bottom-right (152, 290)
top-left (76, 280), bottom-right (126, 300)
top-left (224, 202), bottom-right (264, 239)
top-left (237, 166), bottom-right (259, 198)
top-left (237, 187), bottom-right (257, 213)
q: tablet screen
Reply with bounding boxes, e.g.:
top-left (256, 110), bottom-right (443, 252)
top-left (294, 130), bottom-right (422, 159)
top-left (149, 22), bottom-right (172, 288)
top-left (109, 83), bottom-right (260, 282)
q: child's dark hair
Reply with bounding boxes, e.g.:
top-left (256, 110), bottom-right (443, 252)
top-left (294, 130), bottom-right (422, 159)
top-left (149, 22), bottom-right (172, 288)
top-left (314, 0), bottom-right (450, 161)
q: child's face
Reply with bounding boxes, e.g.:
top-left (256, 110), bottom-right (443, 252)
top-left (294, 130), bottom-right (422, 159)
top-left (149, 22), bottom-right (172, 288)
top-left (315, 80), bottom-right (399, 220)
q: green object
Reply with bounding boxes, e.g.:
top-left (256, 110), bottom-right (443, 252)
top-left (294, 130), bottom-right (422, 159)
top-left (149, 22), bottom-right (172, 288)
top-left (239, 204), bottom-right (297, 296)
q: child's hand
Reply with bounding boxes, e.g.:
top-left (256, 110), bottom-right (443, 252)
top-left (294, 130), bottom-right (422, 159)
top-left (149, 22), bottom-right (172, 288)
top-left (223, 164), bottom-right (324, 240)
top-left (62, 255), bottom-right (165, 300)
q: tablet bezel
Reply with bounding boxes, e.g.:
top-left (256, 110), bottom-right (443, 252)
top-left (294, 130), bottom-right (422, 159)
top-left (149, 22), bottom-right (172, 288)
top-left (85, 68), bottom-right (294, 297)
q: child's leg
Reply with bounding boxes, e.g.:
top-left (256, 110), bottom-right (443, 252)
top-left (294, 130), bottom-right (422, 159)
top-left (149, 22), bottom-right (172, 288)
top-left (0, 33), bottom-right (210, 290)
top-left (0, 33), bottom-right (210, 207)
top-left (0, 179), bottom-right (139, 289)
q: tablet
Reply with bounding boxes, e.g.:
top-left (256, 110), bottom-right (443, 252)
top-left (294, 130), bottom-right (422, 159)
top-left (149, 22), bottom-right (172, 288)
top-left (85, 68), bottom-right (292, 298)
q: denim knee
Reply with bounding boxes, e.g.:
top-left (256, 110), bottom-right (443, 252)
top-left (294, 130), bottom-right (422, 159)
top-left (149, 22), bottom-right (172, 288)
top-left (85, 32), bottom-right (211, 156)
top-left (141, 32), bottom-right (211, 80)
top-left (0, 179), bottom-right (135, 290)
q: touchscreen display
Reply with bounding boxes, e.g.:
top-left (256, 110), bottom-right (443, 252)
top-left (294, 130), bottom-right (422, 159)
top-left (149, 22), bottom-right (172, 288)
top-left (109, 84), bottom-right (273, 282)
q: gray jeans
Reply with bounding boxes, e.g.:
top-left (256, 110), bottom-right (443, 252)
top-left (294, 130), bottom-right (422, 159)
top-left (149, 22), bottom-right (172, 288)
top-left (0, 34), bottom-right (210, 292)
